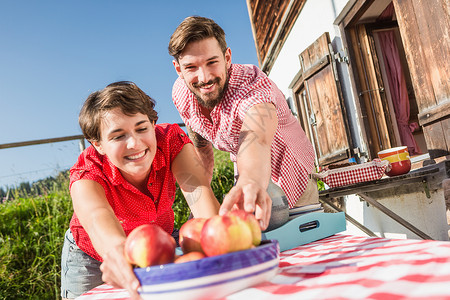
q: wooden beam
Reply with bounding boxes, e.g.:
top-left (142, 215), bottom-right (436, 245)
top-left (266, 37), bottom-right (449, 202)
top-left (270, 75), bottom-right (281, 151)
top-left (0, 135), bottom-right (85, 149)
top-left (301, 55), bottom-right (330, 81)
top-left (319, 197), bottom-right (378, 237)
top-left (340, 0), bottom-right (375, 28)
top-left (0, 124), bottom-right (186, 150)
top-left (357, 193), bottom-right (434, 240)
top-left (418, 100), bottom-right (450, 126)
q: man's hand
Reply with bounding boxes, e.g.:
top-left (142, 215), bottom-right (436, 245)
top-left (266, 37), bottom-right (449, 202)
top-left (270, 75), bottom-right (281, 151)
top-left (220, 179), bottom-right (272, 230)
top-left (100, 243), bottom-right (142, 300)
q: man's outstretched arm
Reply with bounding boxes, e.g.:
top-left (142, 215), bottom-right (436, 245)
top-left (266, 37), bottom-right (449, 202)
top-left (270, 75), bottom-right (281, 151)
top-left (221, 102), bottom-right (278, 230)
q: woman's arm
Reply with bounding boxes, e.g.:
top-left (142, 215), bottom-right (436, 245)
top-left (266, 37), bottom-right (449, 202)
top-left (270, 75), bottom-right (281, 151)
top-left (171, 143), bottom-right (220, 218)
top-left (71, 180), bottom-right (125, 255)
top-left (70, 180), bottom-right (140, 298)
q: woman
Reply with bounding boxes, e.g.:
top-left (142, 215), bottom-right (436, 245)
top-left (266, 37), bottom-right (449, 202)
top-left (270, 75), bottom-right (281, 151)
top-left (61, 81), bottom-right (220, 299)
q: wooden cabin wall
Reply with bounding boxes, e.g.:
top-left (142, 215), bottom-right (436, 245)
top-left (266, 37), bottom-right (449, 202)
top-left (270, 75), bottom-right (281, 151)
top-left (247, 0), bottom-right (290, 66)
top-left (247, 0), bottom-right (307, 71)
top-left (393, 0), bottom-right (450, 158)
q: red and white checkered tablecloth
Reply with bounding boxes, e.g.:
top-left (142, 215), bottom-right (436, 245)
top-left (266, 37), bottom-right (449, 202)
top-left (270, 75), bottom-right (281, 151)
top-left (78, 234), bottom-right (450, 300)
top-left (314, 159), bottom-right (389, 188)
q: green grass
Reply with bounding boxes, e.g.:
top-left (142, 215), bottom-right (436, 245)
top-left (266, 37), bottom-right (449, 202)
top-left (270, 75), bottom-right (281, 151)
top-left (173, 149), bottom-right (234, 228)
top-left (0, 189), bottom-right (72, 299)
top-left (0, 149), bottom-right (234, 299)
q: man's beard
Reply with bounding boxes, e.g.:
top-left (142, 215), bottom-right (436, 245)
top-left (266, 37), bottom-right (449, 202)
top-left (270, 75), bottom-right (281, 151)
top-left (191, 74), bottom-right (229, 110)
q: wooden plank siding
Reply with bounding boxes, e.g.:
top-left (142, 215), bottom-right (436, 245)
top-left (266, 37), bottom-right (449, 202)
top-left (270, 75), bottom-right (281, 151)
top-left (247, 0), bottom-right (288, 67)
top-left (247, 0), bottom-right (307, 73)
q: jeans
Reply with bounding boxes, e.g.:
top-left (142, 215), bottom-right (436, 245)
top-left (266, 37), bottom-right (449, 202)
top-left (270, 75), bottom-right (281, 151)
top-left (60, 229), bottom-right (103, 299)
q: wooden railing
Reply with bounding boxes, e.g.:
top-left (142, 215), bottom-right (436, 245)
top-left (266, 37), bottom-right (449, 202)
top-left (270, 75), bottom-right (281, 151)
top-left (0, 123), bottom-right (186, 152)
top-left (0, 135), bottom-right (87, 152)
top-left (0, 123), bottom-right (186, 185)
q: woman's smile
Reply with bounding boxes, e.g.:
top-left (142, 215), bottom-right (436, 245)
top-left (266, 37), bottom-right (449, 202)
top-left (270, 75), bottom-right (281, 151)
top-left (125, 149), bottom-right (148, 161)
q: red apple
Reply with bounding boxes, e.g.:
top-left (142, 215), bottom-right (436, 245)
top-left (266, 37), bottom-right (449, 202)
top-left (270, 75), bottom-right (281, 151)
top-left (227, 210), bottom-right (262, 246)
top-left (179, 218), bottom-right (207, 254)
top-left (124, 224), bottom-right (176, 268)
top-left (174, 251), bottom-right (206, 263)
top-left (200, 214), bottom-right (253, 256)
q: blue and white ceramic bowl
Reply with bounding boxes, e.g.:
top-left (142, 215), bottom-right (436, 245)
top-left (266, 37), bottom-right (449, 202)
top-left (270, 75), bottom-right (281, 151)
top-left (134, 240), bottom-right (279, 300)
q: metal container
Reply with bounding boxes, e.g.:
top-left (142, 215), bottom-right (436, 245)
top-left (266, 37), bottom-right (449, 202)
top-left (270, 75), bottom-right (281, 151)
top-left (265, 181), bottom-right (289, 232)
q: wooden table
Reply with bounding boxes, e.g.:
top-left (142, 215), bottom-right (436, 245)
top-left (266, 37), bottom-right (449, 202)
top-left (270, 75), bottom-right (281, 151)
top-left (319, 159), bottom-right (449, 198)
top-left (319, 160), bottom-right (450, 240)
top-left (77, 234), bottom-right (450, 299)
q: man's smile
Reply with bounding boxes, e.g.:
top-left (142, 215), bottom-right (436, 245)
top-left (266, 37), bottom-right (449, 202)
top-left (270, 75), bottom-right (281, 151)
top-left (194, 81), bottom-right (216, 92)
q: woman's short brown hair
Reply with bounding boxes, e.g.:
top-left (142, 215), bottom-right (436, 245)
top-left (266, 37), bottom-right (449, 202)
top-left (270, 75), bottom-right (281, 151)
top-left (168, 16), bottom-right (227, 61)
top-left (79, 81), bottom-right (158, 142)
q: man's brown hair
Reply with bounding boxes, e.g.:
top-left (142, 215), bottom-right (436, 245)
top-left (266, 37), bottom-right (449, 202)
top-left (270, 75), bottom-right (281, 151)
top-left (168, 16), bottom-right (227, 61)
top-left (79, 81), bottom-right (158, 142)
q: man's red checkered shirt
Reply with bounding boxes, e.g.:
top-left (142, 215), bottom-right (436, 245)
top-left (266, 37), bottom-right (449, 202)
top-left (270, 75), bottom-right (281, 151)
top-left (69, 123), bottom-right (191, 261)
top-left (172, 63), bottom-right (315, 207)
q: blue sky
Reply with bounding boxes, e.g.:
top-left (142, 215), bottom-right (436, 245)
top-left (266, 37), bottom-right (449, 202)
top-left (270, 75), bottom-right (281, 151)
top-left (0, 1), bottom-right (258, 189)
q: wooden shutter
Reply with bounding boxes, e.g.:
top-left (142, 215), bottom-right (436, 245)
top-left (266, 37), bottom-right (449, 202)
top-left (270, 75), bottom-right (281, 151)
top-left (346, 24), bottom-right (397, 158)
top-left (393, 0), bottom-right (450, 159)
top-left (292, 32), bottom-right (353, 167)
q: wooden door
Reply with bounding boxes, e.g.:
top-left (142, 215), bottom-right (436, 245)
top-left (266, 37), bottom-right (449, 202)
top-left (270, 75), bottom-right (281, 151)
top-left (292, 32), bottom-right (353, 167)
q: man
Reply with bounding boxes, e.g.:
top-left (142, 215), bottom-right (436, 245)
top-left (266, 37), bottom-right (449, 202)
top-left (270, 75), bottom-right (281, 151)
top-left (168, 16), bottom-right (318, 231)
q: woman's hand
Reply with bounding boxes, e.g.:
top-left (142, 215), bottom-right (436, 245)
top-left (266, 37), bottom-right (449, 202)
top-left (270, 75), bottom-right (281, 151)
top-left (100, 242), bottom-right (142, 300)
